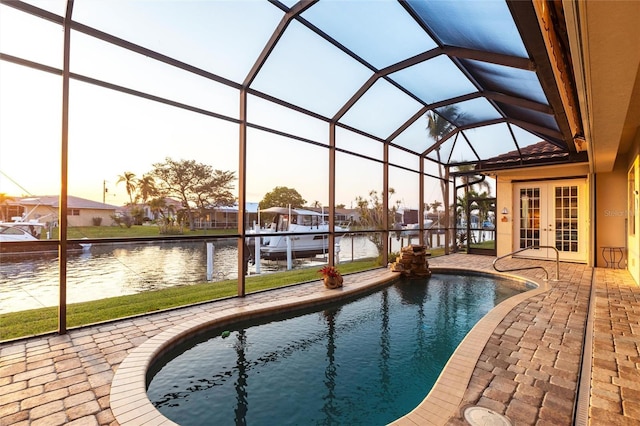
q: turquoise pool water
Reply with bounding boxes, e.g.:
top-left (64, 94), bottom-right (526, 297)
top-left (147, 273), bottom-right (526, 425)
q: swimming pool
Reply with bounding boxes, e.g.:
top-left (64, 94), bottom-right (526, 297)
top-left (146, 273), bottom-right (529, 425)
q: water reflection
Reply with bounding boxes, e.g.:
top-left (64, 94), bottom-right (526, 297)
top-left (0, 240), bottom-right (236, 314)
top-left (321, 307), bottom-right (340, 423)
top-left (147, 275), bottom-right (525, 426)
top-left (233, 330), bottom-right (249, 426)
top-left (0, 236), bottom-right (389, 314)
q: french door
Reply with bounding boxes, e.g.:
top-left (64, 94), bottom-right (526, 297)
top-left (513, 179), bottom-right (587, 262)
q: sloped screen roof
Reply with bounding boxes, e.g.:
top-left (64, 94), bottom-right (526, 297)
top-left (1, 0), bottom-right (584, 172)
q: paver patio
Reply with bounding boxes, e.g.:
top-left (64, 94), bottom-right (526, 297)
top-left (1, 254), bottom-right (638, 425)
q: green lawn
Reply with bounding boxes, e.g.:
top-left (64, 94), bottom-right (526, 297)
top-left (2, 226), bottom-right (447, 341)
top-left (49, 225), bottom-right (237, 239)
top-left (0, 259), bottom-right (380, 341)
top-left (468, 240), bottom-right (496, 249)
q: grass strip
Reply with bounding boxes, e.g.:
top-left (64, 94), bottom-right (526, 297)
top-left (0, 259), bottom-right (379, 341)
top-left (53, 225), bottom-right (237, 239)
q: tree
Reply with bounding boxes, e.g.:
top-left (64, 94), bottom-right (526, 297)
top-left (454, 189), bottom-right (492, 249)
top-left (428, 200), bottom-right (442, 213)
top-left (193, 169), bottom-right (236, 229)
top-left (427, 106), bottom-right (470, 248)
top-left (0, 193), bottom-right (14, 221)
top-left (148, 197), bottom-right (181, 234)
top-left (426, 107), bottom-right (457, 207)
top-left (151, 157), bottom-right (236, 231)
top-left (354, 188), bottom-right (398, 259)
top-left (116, 171), bottom-right (137, 206)
top-left (137, 174), bottom-right (158, 206)
top-left (456, 189), bottom-right (481, 224)
top-left (259, 186), bottom-right (306, 210)
top-left (452, 164), bottom-right (491, 242)
top-left (129, 206), bottom-right (145, 226)
top-left (148, 197), bottom-right (168, 221)
top-left (473, 193), bottom-right (493, 227)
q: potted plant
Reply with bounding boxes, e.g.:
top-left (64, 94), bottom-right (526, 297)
top-left (318, 265), bottom-right (343, 289)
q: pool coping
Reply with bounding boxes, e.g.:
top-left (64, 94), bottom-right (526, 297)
top-left (110, 267), bottom-right (548, 426)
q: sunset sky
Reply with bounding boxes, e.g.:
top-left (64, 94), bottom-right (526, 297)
top-left (0, 0), bottom-right (508, 209)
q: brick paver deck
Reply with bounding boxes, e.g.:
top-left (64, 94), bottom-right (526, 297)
top-left (589, 267), bottom-right (640, 426)
top-left (1, 254), bottom-right (638, 425)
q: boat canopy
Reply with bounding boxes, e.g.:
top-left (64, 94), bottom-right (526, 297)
top-left (0, 221), bottom-right (47, 227)
top-left (260, 207), bottom-right (326, 216)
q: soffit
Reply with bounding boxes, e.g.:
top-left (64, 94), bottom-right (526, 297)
top-left (568, 0), bottom-right (640, 172)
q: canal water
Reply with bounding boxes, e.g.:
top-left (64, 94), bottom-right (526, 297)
top-left (0, 236), bottom-right (442, 314)
top-left (1, 235), bottom-right (436, 314)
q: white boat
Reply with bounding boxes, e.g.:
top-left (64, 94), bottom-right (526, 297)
top-left (247, 207), bottom-right (349, 261)
top-left (400, 220), bottom-right (435, 237)
top-left (0, 221), bottom-right (45, 242)
top-left (0, 221), bottom-right (91, 255)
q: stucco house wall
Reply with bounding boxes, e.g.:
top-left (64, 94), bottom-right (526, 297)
top-left (10, 195), bottom-right (118, 227)
top-left (23, 205), bottom-right (113, 227)
top-left (595, 160), bottom-right (629, 268)
top-left (493, 163), bottom-right (591, 262)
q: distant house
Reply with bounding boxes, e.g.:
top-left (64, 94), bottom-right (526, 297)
top-left (128, 200), bottom-right (258, 229)
top-left (304, 207), bottom-right (359, 227)
top-left (7, 195), bottom-right (119, 227)
top-left (192, 202), bottom-right (259, 230)
top-left (334, 208), bottom-right (357, 225)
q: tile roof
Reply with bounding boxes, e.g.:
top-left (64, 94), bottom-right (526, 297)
top-left (478, 141), bottom-right (570, 170)
top-left (13, 195), bottom-right (119, 210)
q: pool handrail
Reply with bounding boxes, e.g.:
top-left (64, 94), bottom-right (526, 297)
top-left (492, 245), bottom-right (560, 281)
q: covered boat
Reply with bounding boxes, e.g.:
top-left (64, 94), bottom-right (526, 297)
top-left (247, 207), bottom-right (348, 261)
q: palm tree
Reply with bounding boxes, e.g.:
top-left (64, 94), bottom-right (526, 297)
top-left (473, 192), bottom-right (493, 227)
top-left (116, 171), bottom-right (137, 206)
top-left (426, 108), bottom-right (456, 205)
top-left (148, 197), bottom-right (167, 220)
top-left (137, 174), bottom-right (157, 205)
top-left (427, 107), bottom-right (460, 243)
top-left (428, 200), bottom-right (442, 213)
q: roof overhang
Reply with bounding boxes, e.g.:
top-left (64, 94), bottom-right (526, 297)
top-left (563, 0), bottom-right (640, 173)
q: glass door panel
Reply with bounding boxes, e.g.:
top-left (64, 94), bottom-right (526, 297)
top-left (554, 185), bottom-right (579, 253)
top-left (514, 180), bottom-right (586, 262)
top-left (519, 187), bottom-right (541, 249)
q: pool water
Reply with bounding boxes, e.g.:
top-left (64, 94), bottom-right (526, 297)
top-left (147, 273), bottom-right (526, 425)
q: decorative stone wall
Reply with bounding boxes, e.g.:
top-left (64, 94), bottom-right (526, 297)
top-left (388, 244), bottom-right (431, 278)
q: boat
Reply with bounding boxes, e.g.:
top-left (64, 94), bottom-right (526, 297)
top-left (246, 207), bottom-right (349, 261)
top-left (0, 221), bottom-right (91, 255)
top-left (400, 220), bottom-right (435, 237)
